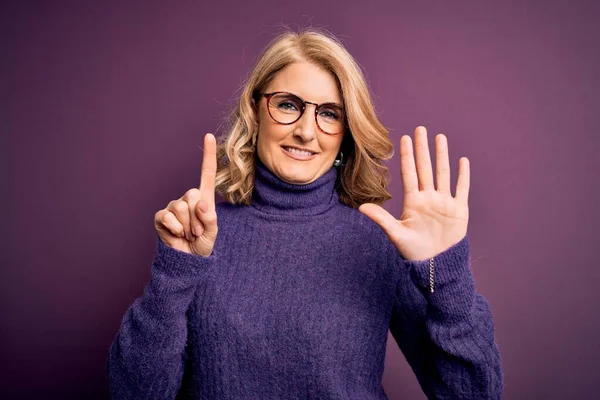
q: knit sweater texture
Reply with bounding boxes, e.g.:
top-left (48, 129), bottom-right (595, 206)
top-left (107, 157), bottom-right (503, 399)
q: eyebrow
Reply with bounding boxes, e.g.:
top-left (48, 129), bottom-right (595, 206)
top-left (282, 91), bottom-right (344, 108)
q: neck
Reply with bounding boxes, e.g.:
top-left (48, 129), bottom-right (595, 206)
top-left (250, 155), bottom-right (340, 216)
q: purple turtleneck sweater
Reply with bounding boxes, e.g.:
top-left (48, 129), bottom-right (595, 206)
top-left (107, 157), bottom-right (503, 399)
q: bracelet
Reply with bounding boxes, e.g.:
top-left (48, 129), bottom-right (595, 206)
top-left (429, 257), bottom-right (435, 293)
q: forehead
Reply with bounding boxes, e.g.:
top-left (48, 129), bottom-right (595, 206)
top-left (266, 62), bottom-right (342, 104)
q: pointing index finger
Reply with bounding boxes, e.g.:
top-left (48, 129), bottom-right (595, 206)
top-left (199, 133), bottom-right (217, 204)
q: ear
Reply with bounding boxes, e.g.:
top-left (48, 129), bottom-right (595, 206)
top-left (251, 99), bottom-right (260, 124)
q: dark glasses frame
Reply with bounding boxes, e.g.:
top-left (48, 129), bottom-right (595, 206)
top-left (255, 91), bottom-right (346, 135)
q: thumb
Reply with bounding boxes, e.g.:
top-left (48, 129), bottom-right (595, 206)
top-left (358, 203), bottom-right (400, 240)
top-left (192, 199), bottom-right (208, 237)
top-left (195, 198), bottom-right (218, 238)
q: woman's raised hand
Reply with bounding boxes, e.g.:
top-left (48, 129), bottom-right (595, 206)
top-left (154, 133), bottom-right (219, 257)
top-left (359, 126), bottom-right (470, 261)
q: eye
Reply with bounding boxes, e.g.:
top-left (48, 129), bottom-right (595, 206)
top-left (278, 100), bottom-right (299, 111)
top-left (319, 107), bottom-right (341, 121)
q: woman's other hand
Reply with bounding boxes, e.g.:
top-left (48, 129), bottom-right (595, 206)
top-left (154, 133), bottom-right (219, 257)
top-left (359, 126), bottom-right (470, 261)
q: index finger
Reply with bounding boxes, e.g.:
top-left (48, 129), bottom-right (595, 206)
top-left (199, 133), bottom-right (217, 204)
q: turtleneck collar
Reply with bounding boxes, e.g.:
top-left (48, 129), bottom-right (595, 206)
top-left (250, 154), bottom-right (341, 217)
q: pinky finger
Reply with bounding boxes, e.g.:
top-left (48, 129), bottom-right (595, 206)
top-left (455, 157), bottom-right (470, 205)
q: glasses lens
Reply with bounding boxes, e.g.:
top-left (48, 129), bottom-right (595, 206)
top-left (268, 92), bottom-right (346, 135)
top-left (316, 104), bottom-right (345, 135)
top-left (269, 93), bottom-right (303, 124)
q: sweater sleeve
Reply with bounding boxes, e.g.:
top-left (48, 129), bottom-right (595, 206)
top-left (388, 235), bottom-right (503, 399)
top-left (107, 237), bottom-right (217, 400)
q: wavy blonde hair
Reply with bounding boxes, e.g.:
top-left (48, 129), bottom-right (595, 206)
top-left (215, 27), bottom-right (393, 208)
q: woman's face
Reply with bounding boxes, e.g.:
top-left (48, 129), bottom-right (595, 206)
top-left (255, 62), bottom-right (345, 185)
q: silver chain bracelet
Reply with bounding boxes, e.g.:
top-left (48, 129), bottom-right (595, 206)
top-left (429, 257), bottom-right (435, 293)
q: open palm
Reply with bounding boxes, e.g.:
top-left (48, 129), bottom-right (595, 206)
top-left (359, 126), bottom-right (470, 261)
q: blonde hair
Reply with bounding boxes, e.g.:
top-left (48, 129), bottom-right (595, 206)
top-left (215, 27), bottom-right (393, 208)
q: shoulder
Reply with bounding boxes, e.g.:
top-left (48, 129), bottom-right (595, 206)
top-left (332, 203), bottom-right (393, 253)
top-left (214, 200), bottom-right (247, 224)
top-left (215, 200), bottom-right (246, 218)
top-left (215, 201), bottom-right (237, 213)
top-left (334, 203), bottom-right (384, 233)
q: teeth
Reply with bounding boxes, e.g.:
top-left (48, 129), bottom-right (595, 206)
top-left (285, 147), bottom-right (313, 156)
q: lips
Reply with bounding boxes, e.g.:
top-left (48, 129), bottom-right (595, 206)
top-left (282, 146), bottom-right (316, 155)
top-left (281, 146), bottom-right (318, 160)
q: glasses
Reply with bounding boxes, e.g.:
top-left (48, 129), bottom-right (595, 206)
top-left (257, 91), bottom-right (346, 135)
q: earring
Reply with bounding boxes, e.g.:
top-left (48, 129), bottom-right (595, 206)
top-left (333, 151), bottom-right (344, 167)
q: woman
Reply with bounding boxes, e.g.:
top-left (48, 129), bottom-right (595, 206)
top-left (108, 28), bottom-right (503, 399)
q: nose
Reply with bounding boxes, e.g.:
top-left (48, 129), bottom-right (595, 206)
top-left (292, 104), bottom-right (318, 142)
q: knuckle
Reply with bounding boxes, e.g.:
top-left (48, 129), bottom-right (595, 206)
top-left (173, 200), bottom-right (188, 214)
top-left (183, 188), bottom-right (201, 201)
top-left (161, 211), bottom-right (174, 224)
top-left (156, 210), bottom-right (171, 226)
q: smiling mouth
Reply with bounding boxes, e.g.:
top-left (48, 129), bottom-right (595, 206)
top-left (282, 146), bottom-right (316, 155)
top-left (281, 146), bottom-right (318, 160)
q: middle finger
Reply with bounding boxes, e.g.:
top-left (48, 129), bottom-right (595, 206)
top-left (414, 126), bottom-right (435, 191)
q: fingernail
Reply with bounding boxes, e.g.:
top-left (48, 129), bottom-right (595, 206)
top-left (199, 200), bottom-right (208, 213)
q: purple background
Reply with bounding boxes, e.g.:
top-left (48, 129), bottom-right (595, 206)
top-left (2, 0), bottom-right (599, 398)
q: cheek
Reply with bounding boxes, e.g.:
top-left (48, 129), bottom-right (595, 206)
top-left (327, 135), bottom-right (345, 154)
top-left (256, 123), bottom-right (285, 155)
top-left (259, 119), bottom-right (289, 143)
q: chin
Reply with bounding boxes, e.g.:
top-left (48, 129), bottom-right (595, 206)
top-left (278, 167), bottom-right (318, 184)
top-left (268, 154), bottom-right (330, 184)
top-left (282, 173), bottom-right (314, 185)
